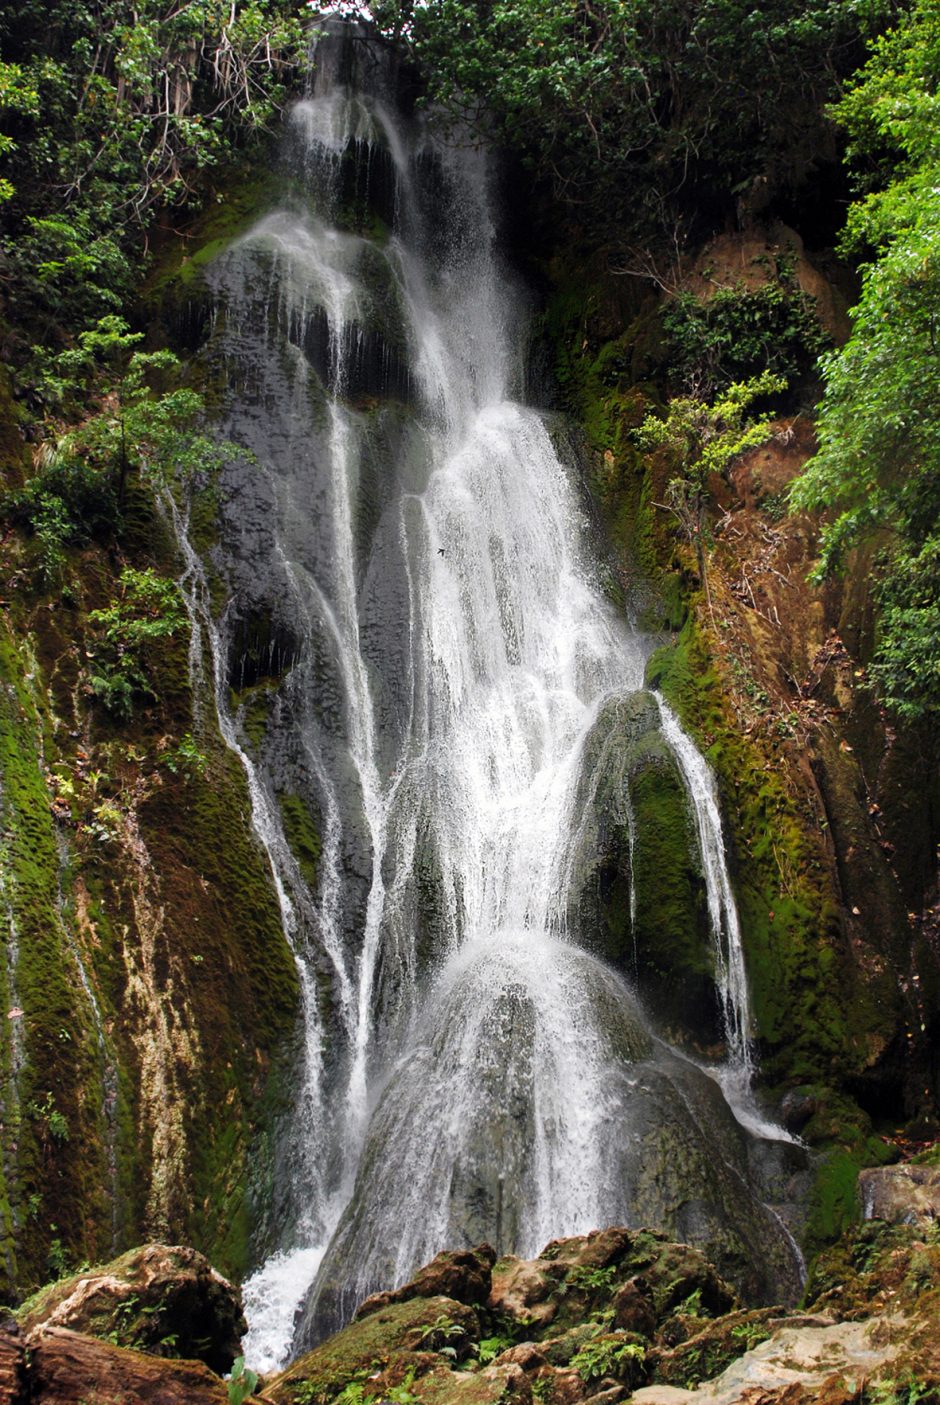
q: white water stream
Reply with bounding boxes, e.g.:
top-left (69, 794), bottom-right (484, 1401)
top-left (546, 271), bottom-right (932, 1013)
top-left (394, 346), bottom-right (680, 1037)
top-left (176, 25), bottom-right (800, 1371)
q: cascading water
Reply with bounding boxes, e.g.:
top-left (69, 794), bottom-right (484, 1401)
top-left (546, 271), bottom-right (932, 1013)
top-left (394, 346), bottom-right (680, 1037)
top-left (181, 22), bottom-right (804, 1372)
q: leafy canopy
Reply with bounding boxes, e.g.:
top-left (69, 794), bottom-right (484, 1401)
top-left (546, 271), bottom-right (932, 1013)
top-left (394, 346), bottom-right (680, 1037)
top-left (0, 1), bottom-right (306, 333)
top-left (368, 0), bottom-right (887, 236)
top-left (791, 0), bottom-right (940, 719)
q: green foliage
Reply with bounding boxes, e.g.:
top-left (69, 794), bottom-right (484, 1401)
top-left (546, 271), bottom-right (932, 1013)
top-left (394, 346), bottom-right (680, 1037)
top-left (3, 455), bottom-right (120, 585)
top-left (229, 1355), bottom-right (260, 1405)
top-left (662, 274), bottom-right (830, 395)
top-left (4, 315), bottom-right (237, 587)
top-left (330, 1382), bottom-right (367, 1405)
top-left (636, 372), bottom-right (784, 552)
top-left (370, 0), bottom-right (887, 236)
top-left (476, 1333), bottom-right (515, 1365)
top-left (676, 1287), bottom-right (706, 1317)
top-left (1, 2), bottom-right (305, 332)
top-left (28, 1092), bottom-right (70, 1144)
top-left (46, 1234), bottom-right (69, 1279)
top-left (563, 1264), bottom-right (617, 1294)
top-left (0, 59), bottom-right (39, 200)
top-left (791, 0), bottom-right (940, 720)
top-left (863, 1373), bottom-right (932, 1405)
top-left (47, 324), bottom-right (214, 492)
top-left (87, 567), bottom-right (187, 717)
top-left (322, 1367), bottom-right (417, 1405)
top-left (568, 1333), bottom-right (645, 1383)
top-left (418, 1313), bottom-right (467, 1359)
top-left (163, 733), bottom-right (209, 780)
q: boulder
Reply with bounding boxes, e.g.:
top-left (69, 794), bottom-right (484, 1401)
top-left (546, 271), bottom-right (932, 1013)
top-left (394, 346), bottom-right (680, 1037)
top-left (263, 1296), bottom-right (481, 1404)
top-left (494, 1344), bottom-right (548, 1372)
top-left (649, 1308), bottom-right (777, 1386)
top-left (632, 1317), bottom-right (903, 1405)
top-left (0, 1311), bottom-right (27, 1404)
top-left (357, 1246), bottom-right (497, 1320)
top-left (26, 1326), bottom-right (231, 1403)
top-left (859, 1164), bottom-right (940, 1225)
top-left (17, 1244), bottom-right (246, 1376)
top-left (611, 1277), bottom-right (656, 1337)
top-left (488, 1255), bottom-right (564, 1328)
top-left (413, 1362), bottom-right (532, 1405)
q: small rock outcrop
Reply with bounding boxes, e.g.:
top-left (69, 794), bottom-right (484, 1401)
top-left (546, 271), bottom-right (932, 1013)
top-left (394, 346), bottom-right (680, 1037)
top-left (858, 1163), bottom-right (940, 1224)
top-left (357, 1246), bottom-right (498, 1319)
top-left (17, 1244), bottom-right (247, 1375)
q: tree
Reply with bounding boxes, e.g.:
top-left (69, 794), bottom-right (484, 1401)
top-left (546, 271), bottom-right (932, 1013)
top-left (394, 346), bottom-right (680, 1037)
top-left (367, 0), bottom-right (888, 238)
top-left (790, 0), bottom-right (940, 720)
top-left (0, 2), bottom-right (306, 335)
top-left (636, 370), bottom-right (783, 609)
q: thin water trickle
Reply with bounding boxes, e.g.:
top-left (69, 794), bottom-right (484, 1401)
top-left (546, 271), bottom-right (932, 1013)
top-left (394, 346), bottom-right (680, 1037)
top-left (176, 22), bottom-right (803, 1369)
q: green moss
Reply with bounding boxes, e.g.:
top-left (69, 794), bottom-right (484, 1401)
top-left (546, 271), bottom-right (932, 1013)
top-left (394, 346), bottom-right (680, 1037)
top-left (645, 614), bottom-right (891, 1088)
top-left (145, 169), bottom-right (281, 302)
top-left (0, 629), bottom-right (112, 1293)
top-left (627, 749), bottom-right (718, 1047)
top-left (137, 738), bottom-right (300, 1277)
top-left (235, 683), bottom-right (276, 752)
top-left (0, 362), bottom-right (29, 484)
top-left (278, 792), bottom-right (322, 891)
top-left (268, 1297), bottom-right (480, 1405)
top-left (803, 1136), bottom-right (896, 1260)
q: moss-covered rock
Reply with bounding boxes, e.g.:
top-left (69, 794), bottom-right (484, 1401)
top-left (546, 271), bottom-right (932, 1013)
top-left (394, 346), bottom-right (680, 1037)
top-left (491, 1229), bottom-right (736, 1343)
top-left (646, 614), bottom-right (895, 1089)
top-left (0, 627), bottom-right (112, 1294)
top-left (263, 1296), bottom-right (482, 1405)
top-left (572, 693), bottom-right (721, 1053)
top-left (17, 1243), bottom-right (245, 1374)
top-left (649, 1309), bottom-right (776, 1387)
top-left (357, 1246), bottom-right (497, 1320)
top-left (627, 740), bottom-right (718, 1049)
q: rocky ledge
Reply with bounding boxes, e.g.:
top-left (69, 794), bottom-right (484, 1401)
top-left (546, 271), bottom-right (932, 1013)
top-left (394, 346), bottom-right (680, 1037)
top-left (2, 1219), bottom-right (938, 1404)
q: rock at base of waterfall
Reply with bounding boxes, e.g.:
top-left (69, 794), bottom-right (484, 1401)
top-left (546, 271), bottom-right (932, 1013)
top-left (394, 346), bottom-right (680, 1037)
top-left (15, 1244), bottom-right (247, 1375)
top-left (489, 1228), bottom-right (736, 1340)
top-left (25, 1326), bottom-right (233, 1404)
top-left (356, 1246), bottom-right (498, 1319)
top-left (648, 1306), bottom-right (779, 1383)
top-left (858, 1163), bottom-right (940, 1224)
top-left (633, 1317), bottom-right (904, 1405)
top-left (269, 1219), bottom-right (940, 1405)
top-left (264, 1296), bottom-right (483, 1404)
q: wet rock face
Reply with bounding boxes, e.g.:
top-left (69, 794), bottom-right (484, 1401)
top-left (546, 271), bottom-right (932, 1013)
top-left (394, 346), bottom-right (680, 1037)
top-left (16, 1244), bottom-right (247, 1376)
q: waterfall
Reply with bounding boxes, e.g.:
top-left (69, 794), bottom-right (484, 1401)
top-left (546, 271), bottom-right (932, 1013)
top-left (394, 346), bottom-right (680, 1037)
top-left (181, 22), bottom-right (801, 1371)
top-left (655, 696), bottom-right (753, 1076)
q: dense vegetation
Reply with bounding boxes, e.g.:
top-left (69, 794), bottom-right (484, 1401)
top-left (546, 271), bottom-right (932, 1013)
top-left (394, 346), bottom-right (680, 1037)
top-left (790, 0), bottom-right (940, 719)
top-left (3, 0), bottom-right (938, 718)
top-left (0, 0), bottom-right (304, 342)
top-left (373, 0), bottom-right (884, 236)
